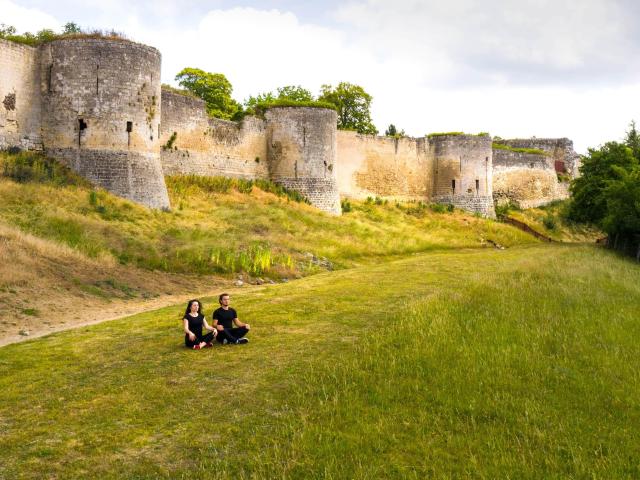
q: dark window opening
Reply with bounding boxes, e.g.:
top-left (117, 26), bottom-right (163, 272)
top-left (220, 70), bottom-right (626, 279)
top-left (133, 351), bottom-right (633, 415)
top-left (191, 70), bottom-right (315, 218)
top-left (451, 179), bottom-right (456, 194)
top-left (78, 119), bottom-right (87, 147)
top-left (126, 121), bottom-right (133, 132)
top-left (476, 179), bottom-right (480, 192)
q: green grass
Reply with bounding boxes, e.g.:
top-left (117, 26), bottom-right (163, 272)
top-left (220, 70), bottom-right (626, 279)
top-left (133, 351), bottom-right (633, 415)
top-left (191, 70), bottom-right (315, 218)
top-left (492, 143), bottom-right (549, 156)
top-left (1, 244), bottom-right (639, 478)
top-left (0, 151), bottom-right (537, 278)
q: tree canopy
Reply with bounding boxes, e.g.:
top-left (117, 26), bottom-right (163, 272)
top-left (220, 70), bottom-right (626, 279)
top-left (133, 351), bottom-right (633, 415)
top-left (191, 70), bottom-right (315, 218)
top-left (318, 82), bottom-right (378, 135)
top-left (568, 122), bottom-right (640, 241)
top-left (175, 68), bottom-right (241, 120)
top-left (244, 85), bottom-right (314, 112)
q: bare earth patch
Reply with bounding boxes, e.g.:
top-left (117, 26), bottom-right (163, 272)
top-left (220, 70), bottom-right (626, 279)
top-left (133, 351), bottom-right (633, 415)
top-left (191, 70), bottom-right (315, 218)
top-left (0, 223), bottom-right (251, 346)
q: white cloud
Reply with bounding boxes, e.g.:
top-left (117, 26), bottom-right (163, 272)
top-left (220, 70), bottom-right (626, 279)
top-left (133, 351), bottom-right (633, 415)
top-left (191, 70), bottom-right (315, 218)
top-left (0, 0), bottom-right (61, 33)
top-left (2, 0), bottom-right (638, 152)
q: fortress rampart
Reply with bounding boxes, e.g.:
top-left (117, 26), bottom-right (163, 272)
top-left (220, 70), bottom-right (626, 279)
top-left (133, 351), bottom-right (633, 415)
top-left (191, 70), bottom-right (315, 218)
top-left (0, 36), bottom-right (578, 217)
top-left (159, 90), bottom-right (268, 180)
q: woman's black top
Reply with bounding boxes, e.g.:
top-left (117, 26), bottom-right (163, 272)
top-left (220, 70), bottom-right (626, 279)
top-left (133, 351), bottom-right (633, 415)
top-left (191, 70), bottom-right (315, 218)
top-left (184, 313), bottom-right (204, 340)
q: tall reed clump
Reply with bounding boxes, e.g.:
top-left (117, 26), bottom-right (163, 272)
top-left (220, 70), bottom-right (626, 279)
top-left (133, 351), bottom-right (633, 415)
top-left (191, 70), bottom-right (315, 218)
top-left (166, 175), bottom-right (309, 203)
top-left (208, 243), bottom-right (291, 275)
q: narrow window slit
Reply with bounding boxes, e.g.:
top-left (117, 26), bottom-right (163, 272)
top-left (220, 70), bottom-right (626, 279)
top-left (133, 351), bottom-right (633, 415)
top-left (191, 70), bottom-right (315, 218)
top-left (78, 119), bottom-right (87, 147)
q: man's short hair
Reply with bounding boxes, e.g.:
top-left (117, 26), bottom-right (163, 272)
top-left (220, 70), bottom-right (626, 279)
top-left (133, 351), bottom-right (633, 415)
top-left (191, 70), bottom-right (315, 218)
top-left (219, 293), bottom-right (229, 304)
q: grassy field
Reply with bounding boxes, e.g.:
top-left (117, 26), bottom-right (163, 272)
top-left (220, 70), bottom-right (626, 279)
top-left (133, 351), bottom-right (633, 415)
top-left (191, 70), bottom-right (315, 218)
top-left (1, 244), bottom-right (639, 478)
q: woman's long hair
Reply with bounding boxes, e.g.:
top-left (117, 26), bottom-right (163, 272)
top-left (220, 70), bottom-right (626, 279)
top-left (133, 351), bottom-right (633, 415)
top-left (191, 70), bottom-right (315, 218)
top-left (184, 299), bottom-right (202, 317)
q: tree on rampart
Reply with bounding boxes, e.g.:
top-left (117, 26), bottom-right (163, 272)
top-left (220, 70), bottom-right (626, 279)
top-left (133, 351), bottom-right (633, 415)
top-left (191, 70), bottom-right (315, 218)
top-left (175, 68), bottom-right (241, 120)
top-left (244, 85), bottom-right (314, 112)
top-left (385, 124), bottom-right (406, 138)
top-left (318, 82), bottom-right (378, 135)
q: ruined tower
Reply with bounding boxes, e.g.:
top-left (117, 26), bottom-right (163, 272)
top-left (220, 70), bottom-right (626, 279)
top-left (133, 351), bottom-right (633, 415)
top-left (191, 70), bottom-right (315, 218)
top-left (38, 38), bottom-right (169, 209)
top-left (265, 107), bottom-right (341, 215)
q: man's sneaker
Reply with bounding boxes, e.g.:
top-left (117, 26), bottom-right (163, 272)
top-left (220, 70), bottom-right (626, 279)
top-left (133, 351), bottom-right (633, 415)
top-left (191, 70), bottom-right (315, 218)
top-left (222, 339), bottom-right (229, 345)
top-left (237, 338), bottom-right (249, 344)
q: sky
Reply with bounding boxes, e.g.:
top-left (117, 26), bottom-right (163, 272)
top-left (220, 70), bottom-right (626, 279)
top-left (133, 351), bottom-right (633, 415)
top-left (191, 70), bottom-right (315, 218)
top-left (2, 0), bottom-right (639, 152)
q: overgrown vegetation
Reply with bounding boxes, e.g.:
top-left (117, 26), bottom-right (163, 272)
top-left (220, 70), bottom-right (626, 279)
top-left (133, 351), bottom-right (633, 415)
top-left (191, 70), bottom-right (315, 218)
top-left (160, 84), bottom-right (198, 99)
top-left (0, 22), bottom-right (126, 46)
top-left (426, 132), bottom-right (490, 138)
top-left (0, 150), bottom-right (88, 186)
top-left (492, 142), bottom-right (549, 156)
top-left (162, 132), bottom-right (177, 150)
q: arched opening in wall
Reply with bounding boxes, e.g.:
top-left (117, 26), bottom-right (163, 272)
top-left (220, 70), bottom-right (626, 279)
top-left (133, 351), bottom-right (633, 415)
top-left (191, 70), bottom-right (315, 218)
top-left (476, 179), bottom-right (480, 194)
top-left (78, 119), bottom-right (87, 147)
top-left (451, 179), bottom-right (456, 195)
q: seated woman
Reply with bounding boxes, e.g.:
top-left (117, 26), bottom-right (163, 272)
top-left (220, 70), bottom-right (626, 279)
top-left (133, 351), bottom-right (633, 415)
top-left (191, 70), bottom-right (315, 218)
top-left (183, 299), bottom-right (217, 349)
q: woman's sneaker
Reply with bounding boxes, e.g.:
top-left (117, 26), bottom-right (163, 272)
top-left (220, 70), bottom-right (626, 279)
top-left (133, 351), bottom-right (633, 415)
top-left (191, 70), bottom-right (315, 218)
top-left (236, 338), bottom-right (249, 344)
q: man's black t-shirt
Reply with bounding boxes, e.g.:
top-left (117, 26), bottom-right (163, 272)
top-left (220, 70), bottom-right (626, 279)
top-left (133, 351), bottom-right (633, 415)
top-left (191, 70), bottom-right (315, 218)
top-left (213, 307), bottom-right (237, 329)
top-left (184, 313), bottom-right (204, 339)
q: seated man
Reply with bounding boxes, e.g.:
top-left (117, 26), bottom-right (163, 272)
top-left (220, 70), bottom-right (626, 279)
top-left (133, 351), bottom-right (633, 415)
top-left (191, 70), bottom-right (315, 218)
top-left (212, 293), bottom-right (250, 345)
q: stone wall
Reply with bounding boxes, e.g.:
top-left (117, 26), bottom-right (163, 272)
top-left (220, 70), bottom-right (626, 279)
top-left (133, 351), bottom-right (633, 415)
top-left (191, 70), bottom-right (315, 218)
top-left (265, 107), bottom-right (341, 215)
top-left (335, 132), bottom-right (432, 200)
top-left (160, 89), bottom-right (268, 179)
top-left (496, 138), bottom-right (580, 177)
top-left (0, 39), bottom-right (42, 150)
top-left (492, 147), bottom-right (569, 209)
top-left (39, 38), bottom-right (169, 209)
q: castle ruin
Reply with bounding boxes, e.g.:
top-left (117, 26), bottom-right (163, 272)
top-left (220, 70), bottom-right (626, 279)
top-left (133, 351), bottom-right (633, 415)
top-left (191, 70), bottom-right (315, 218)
top-left (0, 37), bottom-right (579, 216)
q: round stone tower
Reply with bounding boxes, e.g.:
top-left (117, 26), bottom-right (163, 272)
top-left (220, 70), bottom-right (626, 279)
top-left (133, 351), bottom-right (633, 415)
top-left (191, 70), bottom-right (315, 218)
top-left (39, 38), bottom-right (169, 209)
top-left (428, 133), bottom-right (495, 217)
top-left (265, 107), bottom-right (341, 215)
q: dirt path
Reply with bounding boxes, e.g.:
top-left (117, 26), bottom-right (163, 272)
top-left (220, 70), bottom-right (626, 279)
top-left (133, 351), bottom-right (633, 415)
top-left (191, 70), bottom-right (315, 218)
top-left (0, 285), bottom-right (259, 348)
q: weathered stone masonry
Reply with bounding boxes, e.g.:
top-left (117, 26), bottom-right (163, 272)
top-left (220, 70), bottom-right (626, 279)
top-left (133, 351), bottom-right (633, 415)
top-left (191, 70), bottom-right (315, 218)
top-left (1, 36), bottom-right (578, 216)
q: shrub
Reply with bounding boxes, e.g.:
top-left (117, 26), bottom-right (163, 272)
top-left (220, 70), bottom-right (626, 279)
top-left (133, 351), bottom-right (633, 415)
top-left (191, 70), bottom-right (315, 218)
top-left (0, 151), bottom-right (88, 186)
top-left (543, 214), bottom-right (557, 231)
top-left (341, 199), bottom-right (352, 213)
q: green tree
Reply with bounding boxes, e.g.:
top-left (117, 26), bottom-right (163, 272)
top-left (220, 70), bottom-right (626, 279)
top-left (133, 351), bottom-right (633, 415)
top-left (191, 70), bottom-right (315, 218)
top-left (175, 68), bottom-right (241, 120)
top-left (318, 82), bottom-right (378, 135)
top-left (244, 85), bottom-right (313, 111)
top-left (63, 22), bottom-right (82, 34)
top-left (568, 141), bottom-right (638, 224)
top-left (0, 24), bottom-right (17, 37)
top-left (601, 165), bottom-right (640, 238)
top-left (625, 120), bottom-right (640, 160)
top-left (276, 85), bottom-right (313, 102)
top-left (385, 124), bottom-right (406, 138)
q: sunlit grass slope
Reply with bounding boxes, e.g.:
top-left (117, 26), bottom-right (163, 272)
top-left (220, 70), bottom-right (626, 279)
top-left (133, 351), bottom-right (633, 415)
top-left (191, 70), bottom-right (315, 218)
top-left (0, 151), bottom-right (536, 280)
top-left (1, 244), bottom-right (639, 478)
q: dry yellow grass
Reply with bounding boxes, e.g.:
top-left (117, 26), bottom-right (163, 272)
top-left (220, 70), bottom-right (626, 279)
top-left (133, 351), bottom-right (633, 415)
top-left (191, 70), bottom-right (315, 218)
top-left (0, 220), bottom-right (232, 345)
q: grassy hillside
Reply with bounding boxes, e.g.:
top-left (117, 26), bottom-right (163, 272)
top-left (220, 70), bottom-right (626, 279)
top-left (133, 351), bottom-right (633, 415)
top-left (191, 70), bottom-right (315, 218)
top-left (0, 151), bottom-right (536, 280)
top-left (0, 244), bottom-right (638, 478)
